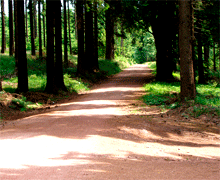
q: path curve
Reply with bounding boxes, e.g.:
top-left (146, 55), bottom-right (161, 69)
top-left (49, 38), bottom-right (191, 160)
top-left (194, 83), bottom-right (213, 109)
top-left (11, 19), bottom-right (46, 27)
top-left (0, 64), bottom-right (219, 179)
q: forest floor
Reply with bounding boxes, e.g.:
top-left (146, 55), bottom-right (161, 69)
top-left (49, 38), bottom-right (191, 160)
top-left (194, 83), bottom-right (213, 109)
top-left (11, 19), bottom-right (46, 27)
top-left (0, 64), bottom-right (219, 179)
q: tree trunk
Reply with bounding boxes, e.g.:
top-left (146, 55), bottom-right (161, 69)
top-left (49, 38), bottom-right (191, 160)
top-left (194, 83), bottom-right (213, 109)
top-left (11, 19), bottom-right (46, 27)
top-left (16, 0), bottom-right (28, 93)
top-left (197, 20), bottom-right (206, 84)
top-left (105, 2), bottom-right (114, 60)
top-left (25, 0), bottom-right (28, 41)
top-left (33, 0), bottom-right (37, 39)
top-left (76, 0), bottom-right (85, 75)
top-left (43, 2), bottom-right (46, 48)
top-left (29, 0), bottom-right (36, 56)
top-left (67, 0), bottom-right (72, 55)
top-left (179, 0), bottom-right (196, 101)
top-left (75, 4), bottom-right (77, 40)
top-left (38, 0), bottom-right (42, 57)
top-left (213, 43), bottom-right (216, 71)
top-left (204, 45), bottom-right (209, 70)
top-left (0, 80), bottom-right (2, 91)
top-left (94, 0), bottom-right (99, 70)
top-left (14, 0), bottom-right (18, 73)
top-left (54, 0), bottom-right (67, 91)
top-left (85, 1), bottom-right (95, 72)
top-left (45, 0), bottom-right (57, 93)
top-left (1, 0), bottom-right (6, 53)
top-left (9, 0), bottom-right (14, 56)
top-left (63, 0), bottom-right (68, 68)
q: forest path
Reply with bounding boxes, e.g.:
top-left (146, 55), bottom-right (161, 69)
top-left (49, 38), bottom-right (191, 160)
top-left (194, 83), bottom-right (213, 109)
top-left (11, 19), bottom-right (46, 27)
top-left (0, 64), bottom-right (219, 179)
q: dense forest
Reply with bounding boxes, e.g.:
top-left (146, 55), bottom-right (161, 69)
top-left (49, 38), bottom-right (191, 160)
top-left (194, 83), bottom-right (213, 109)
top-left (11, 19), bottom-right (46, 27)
top-left (0, 0), bottom-right (219, 102)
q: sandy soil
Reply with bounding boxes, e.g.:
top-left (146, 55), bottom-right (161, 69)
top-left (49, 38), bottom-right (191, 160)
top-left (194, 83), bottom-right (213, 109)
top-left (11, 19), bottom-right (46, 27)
top-left (0, 64), bottom-right (219, 180)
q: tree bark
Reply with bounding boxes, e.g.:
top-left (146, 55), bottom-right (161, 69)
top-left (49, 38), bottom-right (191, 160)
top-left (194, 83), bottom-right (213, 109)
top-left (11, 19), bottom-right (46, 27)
top-left (45, 0), bottom-right (57, 93)
top-left (16, 0), bottom-right (28, 93)
top-left (33, 0), bottom-right (37, 39)
top-left (9, 0), bottom-right (14, 56)
top-left (25, 0), bottom-right (28, 41)
top-left (54, 0), bottom-right (67, 91)
top-left (105, 1), bottom-right (115, 60)
top-left (213, 43), bottom-right (216, 71)
top-left (85, 1), bottom-right (95, 72)
top-left (38, 0), bottom-right (42, 57)
top-left (14, 0), bottom-right (18, 73)
top-left (67, 0), bottom-right (72, 55)
top-left (197, 19), bottom-right (206, 84)
top-left (179, 0), bottom-right (196, 101)
top-left (204, 45), bottom-right (209, 69)
top-left (43, 2), bottom-right (46, 48)
top-left (76, 0), bottom-right (85, 75)
top-left (1, 0), bottom-right (6, 53)
top-left (63, 0), bottom-right (68, 68)
top-left (94, 0), bottom-right (99, 70)
top-left (75, 4), bottom-right (77, 40)
top-left (29, 0), bottom-right (36, 56)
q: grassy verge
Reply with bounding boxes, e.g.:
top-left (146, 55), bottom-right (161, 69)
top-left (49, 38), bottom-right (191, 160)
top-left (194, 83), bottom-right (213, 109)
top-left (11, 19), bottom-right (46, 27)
top-left (0, 54), bottom-right (135, 114)
top-left (144, 62), bottom-right (220, 118)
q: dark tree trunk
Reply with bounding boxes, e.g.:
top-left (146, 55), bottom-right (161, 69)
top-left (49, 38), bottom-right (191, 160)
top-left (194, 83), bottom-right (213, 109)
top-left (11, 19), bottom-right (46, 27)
top-left (0, 80), bottom-right (2, 91)
top-left (150, 3), bottom-right (175, 82)
top-left (45, 0), bottom-right (57, 93)
top-left (105, 2), bottom-right (114, 60)
top-left (197, 20), bottom-right (206, 84)
top-left (38, 0), bottom-right (42, 57)
top-left (75, 3), bottom-right (77, 40)
top-left (33, 0), bottom-right (37, 39)
top-left (29, 0), bottom-right (36, 56)
top-left (94, 0), bottom-right (99, 70)
top-left (85, 1), bottom-right (95, 72)
top-left (67, 0), bottom-right (72, 55)
top-left (63, 0), bottom-right (68, 68)
top-left (76, 0), bottom-right (85, 75)
top-left (25, 0), bottom-right (28, 41)
top-left (14, 0), bottom-right (18, 73)
top-left (9, 0), bottom-right (14, 56)
top-left (43, 2), bottom-right (46, 48)
top-left (179, 0), bottom-right (196, 101)
top-left (16, 0), bottom-right (28, 93)
top-left (54, 0), bottom-right (67, 91)
top-left (1, 0), bottom-right (6, 53)
top-left (213, 43), bottom-right (216, 71)
top-left (204, 45), bottom-right (209, 69)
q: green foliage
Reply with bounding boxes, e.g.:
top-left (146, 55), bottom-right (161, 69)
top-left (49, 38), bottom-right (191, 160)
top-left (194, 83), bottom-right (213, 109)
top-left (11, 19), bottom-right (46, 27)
top-left (0, 55), bottom-right (16, 78)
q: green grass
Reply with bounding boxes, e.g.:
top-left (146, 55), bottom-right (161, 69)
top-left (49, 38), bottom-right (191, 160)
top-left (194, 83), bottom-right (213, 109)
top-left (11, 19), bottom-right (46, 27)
top-left (1, 54), bottom-right (136, 112)
top-left (143, 61), bottom-right (220, 117)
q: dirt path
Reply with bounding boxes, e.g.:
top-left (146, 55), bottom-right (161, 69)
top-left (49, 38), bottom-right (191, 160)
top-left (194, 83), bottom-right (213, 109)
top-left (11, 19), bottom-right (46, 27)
top-left (0, 64), bottom-right (219, 180)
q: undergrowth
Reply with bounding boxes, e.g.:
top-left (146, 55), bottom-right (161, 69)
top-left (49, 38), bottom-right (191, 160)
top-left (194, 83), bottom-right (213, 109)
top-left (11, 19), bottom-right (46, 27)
top-left (0, 54), bottom-right (135, 113)
top-left (144, 62), bottom-right (220, 118)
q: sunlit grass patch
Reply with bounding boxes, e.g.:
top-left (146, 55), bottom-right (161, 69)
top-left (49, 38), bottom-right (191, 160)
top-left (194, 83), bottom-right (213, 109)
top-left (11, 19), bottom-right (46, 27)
top-left (142, 81), bottom-right (220, 117)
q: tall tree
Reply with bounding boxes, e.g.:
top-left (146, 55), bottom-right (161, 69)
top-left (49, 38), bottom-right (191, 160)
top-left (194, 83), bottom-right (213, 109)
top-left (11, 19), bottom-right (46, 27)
top-left (45, 0), bottom-right (57, 93)
top-left (105, 1), bottom-right (115, 60)
top-left (76, 0), bottom-right (85, 75)
top-left (67, 0), bottom-right (72, 55)
top-left (85, 0), bottom-right (95, 72)
top-left (29, 0), bottom-right (36, 56)
top-left (93, 0), bottom-right (99, 70)
top-left (16, 0), bottom-right (28, 92)
top-left (9, 0), bottom-right (14, 56)
top-left (197, 18), bottom-right (206, 84)
top-left (63, 0), bottom-right (68, 68)
top-left (38, 0), bottom-right (42, 57)
top-left (25, 0), bottom-right (28, 41)
top-left (1, 0), bottom-right (6, 53)
top-left (43, 1), bottom-right (46, 47)
top-left (54, 0), bottom-right (67, 91)
top-left (14, 0), bottom-right (18, 73)
top-left (179, 0), bottom-right (196, 101)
